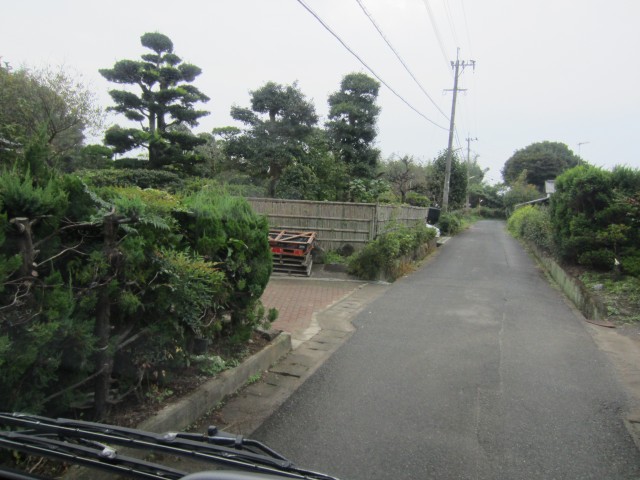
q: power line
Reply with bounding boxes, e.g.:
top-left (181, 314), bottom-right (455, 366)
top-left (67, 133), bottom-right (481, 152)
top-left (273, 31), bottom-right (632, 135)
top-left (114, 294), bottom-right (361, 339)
top-left (354, 0), bottom-right (449, 121)
top-left (460, 0), bottom-right (474, 58)
top-left (421, 0), bottom-right (452, 74)
top-left (442, 0), bottom-right (460, 48)
top-left (296, 0), bottom-right (448, 130)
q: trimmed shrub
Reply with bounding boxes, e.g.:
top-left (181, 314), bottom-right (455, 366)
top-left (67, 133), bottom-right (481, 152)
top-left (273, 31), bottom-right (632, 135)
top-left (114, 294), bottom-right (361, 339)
top-left (347, 223), bottom-right (436, 281)
top-left (437, 212), bottom-right (462, 235)
top-left (1, 145), bottom-right (274, 415)
top-left (181, 190), bottom-right (273, 342)
top-left (550, 165), bottom-right (640, 275)
top-left (79, 168), bottom-right (184, 192)
top-left (507, 205), bottom-right (554, 253)
top-left (405, 192), bottom-right (430, 207)
top-left (476, 206), bottom-right (505, 219)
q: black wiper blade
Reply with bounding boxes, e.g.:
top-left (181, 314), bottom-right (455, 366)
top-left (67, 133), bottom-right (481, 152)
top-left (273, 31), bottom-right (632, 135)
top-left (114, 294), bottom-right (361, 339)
top-left (0, 430), bottom-right (186, 479)
top-left (0, 413), bottom-right (339, 480)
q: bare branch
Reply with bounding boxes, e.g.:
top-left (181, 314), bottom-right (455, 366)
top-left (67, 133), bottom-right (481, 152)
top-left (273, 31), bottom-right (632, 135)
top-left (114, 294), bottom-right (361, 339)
top-left (34, 220), bottom-right (101, 248)
top-left (0, 283), bottom-right (33, 311)
top-left (35, 241), bottom-right (86, 267)
top-left (41, 364), bottom-right (107, 404)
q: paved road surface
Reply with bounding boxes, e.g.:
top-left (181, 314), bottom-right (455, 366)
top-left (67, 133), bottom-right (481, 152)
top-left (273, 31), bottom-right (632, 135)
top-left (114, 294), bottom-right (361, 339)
top-left (253, 220), bottom-right (640, 480)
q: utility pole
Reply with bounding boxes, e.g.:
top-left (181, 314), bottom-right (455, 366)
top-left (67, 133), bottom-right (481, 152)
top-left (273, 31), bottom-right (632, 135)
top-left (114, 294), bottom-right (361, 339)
top-left (465, 135), bottom-right (478, 209)
top-left (442, 49), bottom-right (475, 212)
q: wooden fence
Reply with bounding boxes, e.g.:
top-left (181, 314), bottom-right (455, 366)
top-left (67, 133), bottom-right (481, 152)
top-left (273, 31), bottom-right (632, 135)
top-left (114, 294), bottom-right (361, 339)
top-left (247, 198), bottom-right (429, 251)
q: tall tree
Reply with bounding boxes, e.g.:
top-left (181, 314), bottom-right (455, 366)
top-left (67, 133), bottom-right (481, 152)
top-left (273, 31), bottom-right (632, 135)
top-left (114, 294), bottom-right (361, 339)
top-left (224, 81), bottom-right (318, 196)
top-left (502, 141), bottom-right (583, 191)
top-left (100, 32), bottom-right (209, 170)
top-left (0, 63), bottom-right (103, 164)
top-left (326, 72), bottom-right (381, 180)
top-left (275, 128), bottom-right (347, 201)
top-left (384, 155), bottom-right (425, 203)
top-left (426, 151), bottom-right (468, 209)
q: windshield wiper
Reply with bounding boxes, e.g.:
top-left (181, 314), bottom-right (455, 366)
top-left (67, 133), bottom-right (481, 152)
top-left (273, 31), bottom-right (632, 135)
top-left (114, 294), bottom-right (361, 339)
top-left (0, 412), bottom-right (339, 480)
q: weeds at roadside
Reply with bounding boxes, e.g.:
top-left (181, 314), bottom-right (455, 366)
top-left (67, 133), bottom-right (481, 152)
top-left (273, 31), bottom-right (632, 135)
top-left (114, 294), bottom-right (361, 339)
top-left (580, 272), bottom-right (640, 324)
top-left (246, 373), bottom-right (263, 385)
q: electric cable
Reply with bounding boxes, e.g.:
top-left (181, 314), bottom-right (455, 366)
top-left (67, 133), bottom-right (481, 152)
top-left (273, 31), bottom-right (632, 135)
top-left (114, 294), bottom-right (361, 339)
top-left (296, 0), bottom-right (449, 130)
top-left (443, 0), bottom-right (460, 50)
top-left (421, 0), bottom-right (452, 74)
top-left (354, 0), bottom-right (449, 121)
top-left (460, 0), bottom-right (474, 58)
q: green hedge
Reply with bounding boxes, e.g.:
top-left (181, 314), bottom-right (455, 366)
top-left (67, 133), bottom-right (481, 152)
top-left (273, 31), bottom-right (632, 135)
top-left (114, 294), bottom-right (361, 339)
top-left (550, 165), bottom-right (640, 275)
top-left (0, 154), bottom-right (272, 415)
top-left (437, 212), bottom-right (462, 235)
top-left (347, 223), bottom-right (436, 280)
top-left (507, 205), bottom-right (554, 253)
top-left (507, 165), bottom-right (640, 277)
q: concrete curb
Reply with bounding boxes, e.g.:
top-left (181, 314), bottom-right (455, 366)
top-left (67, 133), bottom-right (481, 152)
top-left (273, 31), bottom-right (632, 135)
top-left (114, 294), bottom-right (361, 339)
top-left (137, 332), bottom-right (292, 434)
top-left (63, 333), bottom-right (292, 480)
top-left (526, 243), bottom-right (608, 322)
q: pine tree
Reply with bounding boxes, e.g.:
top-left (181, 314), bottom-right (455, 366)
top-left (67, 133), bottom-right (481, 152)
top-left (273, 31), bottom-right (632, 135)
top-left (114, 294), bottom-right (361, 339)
top-left (326, 73), bottom-right (381, 180)
top-left (100, 32), bottom-right (209, 170)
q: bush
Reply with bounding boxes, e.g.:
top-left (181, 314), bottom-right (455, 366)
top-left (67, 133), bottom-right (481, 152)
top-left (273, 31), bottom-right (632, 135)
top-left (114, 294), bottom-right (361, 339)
top-left (550, 165), bottom-right (640, 276)
top-left (507, 205), bottom-right (554, 253)
top-left (79, 168), bottom-right (184, 192)
top-left (621, 252), bottom-right (640, 277)
top-left (182, 190), bottom-right (273, 342)
top-left (476, 206), bottom-right (505, 219)
top-left (347, 223), bottom-right (436, 280)
top-left (1, 145), bottom-right (275, 415)
top-left (437, 212), bottom-right (462, 235)
top-left (405, 192), bottom-right (430, 207)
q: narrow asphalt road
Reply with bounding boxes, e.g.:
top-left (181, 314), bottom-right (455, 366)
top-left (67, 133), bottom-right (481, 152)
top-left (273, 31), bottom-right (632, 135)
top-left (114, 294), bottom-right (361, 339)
top-left (253, 220), bottom-right (640, 480)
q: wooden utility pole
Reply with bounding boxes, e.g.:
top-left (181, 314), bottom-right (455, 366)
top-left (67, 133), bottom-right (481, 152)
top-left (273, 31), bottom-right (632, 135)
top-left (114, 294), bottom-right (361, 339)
top-left (442, 49), bottom-right (475, 211)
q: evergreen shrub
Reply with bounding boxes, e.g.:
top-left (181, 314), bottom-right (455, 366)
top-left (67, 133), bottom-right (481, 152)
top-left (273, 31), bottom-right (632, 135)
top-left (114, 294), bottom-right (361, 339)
top-left (437, 212), bottom-right (462, 235)
top-left (182, 190), bottom-right (273, 342)
top-left (1, 148), bottom-right (274, 415)
top-left (80, 168), bottom-right (184, 192)
top-left (507, 205), bottom-right (554, 253)
top-left (550, 165), bottom-right (640, 275)
top-left (347, 223), bottom-right (436, 281)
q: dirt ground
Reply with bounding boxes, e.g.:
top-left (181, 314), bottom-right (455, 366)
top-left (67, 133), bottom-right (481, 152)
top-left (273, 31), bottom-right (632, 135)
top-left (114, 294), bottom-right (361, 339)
top-left (104, 332), bottom-right (270, 428)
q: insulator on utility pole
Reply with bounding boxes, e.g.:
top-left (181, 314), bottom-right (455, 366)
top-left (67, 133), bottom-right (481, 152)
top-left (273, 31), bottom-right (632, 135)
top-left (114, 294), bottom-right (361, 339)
top-left (442, 49), bottom-right (475, 212)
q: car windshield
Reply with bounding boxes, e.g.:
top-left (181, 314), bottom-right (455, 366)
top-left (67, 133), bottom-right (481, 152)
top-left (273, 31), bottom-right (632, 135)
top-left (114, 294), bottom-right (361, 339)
top-left (2, 2), bottom-right (640, 480)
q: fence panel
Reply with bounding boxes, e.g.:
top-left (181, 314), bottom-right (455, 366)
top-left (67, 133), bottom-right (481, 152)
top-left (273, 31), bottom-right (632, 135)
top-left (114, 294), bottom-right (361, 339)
top-left (247, 198), bottom-right (428, 251)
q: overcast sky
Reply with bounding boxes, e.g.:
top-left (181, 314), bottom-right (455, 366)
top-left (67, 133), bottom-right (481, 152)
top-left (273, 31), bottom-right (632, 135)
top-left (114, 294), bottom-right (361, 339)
top-left (2, 0), bottom-right (639, 184)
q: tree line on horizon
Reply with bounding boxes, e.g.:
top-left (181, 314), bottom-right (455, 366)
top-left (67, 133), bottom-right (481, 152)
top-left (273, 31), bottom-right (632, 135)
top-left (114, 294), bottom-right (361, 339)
top-left (0, 31), bottom-right (633, 211)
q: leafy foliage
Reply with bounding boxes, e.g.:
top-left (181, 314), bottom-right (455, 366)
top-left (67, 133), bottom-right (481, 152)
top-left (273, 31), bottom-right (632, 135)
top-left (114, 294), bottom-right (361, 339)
top-left (326, 73), bottom-right (381, 180)
top-left (502, 171), bottom-right (543, 215)
top-left (274, 129), bottom-right (347, 201)
top-left (502, 141), bottom-right (583, 191)
top-left (549, 165), bottom-right (640, 274)
top-left (383, 155), bottom-right (425, 203)
top-left (80, 168), bottom-right (185, 192)
top-left (182, 190), bottom-right (273, 342)
top-left (225, 81), bottom-right (318, 197)
top-left (0, 63), bottom-right (103, 164)
top-left (507, 205), bottom-right (554, 253)
top-left (347, 223), bottom-right (436, 281)
top-left (437, 212), bottom-right (463, 236)
top-left (1, 135), bottom-right (274, 416)
top-left (425, 151), bottom-right (467, 209)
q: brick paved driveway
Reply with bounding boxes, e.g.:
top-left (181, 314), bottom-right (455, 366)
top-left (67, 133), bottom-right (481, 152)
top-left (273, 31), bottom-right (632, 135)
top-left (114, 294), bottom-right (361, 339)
top-left (260, 277), bottom-right (365, 336)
